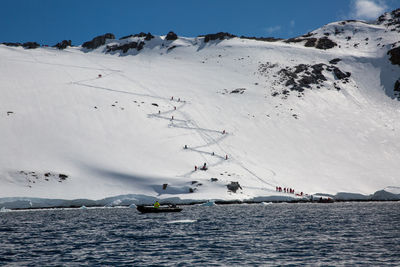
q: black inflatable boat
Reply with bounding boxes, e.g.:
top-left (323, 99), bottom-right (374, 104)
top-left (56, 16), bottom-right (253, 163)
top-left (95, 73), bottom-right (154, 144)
top-left (137, 205), bottom-right (182, 213)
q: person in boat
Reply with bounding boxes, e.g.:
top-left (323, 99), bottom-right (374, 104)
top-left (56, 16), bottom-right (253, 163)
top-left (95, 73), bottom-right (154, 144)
top-left (154, 201), bottom-right (160, 208)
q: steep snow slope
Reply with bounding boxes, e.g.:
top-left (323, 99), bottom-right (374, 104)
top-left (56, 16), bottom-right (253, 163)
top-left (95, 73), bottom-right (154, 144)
top-left (1, 10), bottom-right (400, 204)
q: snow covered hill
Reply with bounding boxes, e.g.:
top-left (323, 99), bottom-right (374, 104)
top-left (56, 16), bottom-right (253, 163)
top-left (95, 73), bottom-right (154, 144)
top-left (1, 9), bottom-right (400, 207)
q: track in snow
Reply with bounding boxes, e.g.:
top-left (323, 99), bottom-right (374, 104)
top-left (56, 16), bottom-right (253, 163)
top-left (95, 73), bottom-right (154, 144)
top-left (70, 60), bottom-right (277, 189)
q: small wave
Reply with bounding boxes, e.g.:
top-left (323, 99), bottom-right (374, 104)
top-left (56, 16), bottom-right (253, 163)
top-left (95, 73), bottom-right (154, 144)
top-left (261, 202), bottom-right (273, 205)
top-left (0, 207), bottom-right (11, 212)
top-left (166, 219), bottom-right (196, 224)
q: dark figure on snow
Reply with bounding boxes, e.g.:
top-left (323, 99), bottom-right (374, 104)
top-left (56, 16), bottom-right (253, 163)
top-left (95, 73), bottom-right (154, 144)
top-left (201, 163), bottom-right (207, 170)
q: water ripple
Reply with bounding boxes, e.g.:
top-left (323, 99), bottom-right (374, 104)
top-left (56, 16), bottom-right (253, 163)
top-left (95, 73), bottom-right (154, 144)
top-left (0, 202), bottom-right (399, 266)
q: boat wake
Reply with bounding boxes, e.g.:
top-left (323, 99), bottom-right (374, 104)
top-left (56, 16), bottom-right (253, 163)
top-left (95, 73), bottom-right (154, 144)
top-left (166, 219), bottom-right (197, 224)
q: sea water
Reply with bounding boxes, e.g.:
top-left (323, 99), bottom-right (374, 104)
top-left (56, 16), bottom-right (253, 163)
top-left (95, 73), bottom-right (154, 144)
top-left (0, 202), bottom-right (399, 266)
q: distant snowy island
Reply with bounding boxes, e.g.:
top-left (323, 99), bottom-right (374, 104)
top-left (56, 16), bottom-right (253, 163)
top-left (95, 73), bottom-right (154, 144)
top-left (1, 9), bottom-right (400, 209)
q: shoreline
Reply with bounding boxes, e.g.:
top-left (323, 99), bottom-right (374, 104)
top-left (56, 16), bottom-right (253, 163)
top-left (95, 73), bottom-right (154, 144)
top-left (2, 198), bottom-right (399, 211)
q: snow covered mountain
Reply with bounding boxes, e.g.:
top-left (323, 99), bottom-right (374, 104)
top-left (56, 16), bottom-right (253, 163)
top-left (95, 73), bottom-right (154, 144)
top-left (1, 9), bottom-right (400, 207)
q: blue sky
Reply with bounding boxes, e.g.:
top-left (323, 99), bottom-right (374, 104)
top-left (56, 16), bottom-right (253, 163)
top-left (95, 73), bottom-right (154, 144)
top-left (0, 0), bottom-right (398, 45)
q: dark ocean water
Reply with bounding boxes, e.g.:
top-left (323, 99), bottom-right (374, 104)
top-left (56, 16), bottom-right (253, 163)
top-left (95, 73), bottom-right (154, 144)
top-left (0, 202), bottom-right (399, 266)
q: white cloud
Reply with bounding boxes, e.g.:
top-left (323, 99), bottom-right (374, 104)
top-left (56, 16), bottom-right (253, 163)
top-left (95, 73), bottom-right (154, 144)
top-left (351, 0), bottom-right (388, 20)
top-left (265, 26), bottom-right (281, 34)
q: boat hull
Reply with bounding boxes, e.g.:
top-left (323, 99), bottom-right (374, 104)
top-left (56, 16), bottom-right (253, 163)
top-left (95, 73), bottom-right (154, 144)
top-left (137, 205), bottom-right (182, 213)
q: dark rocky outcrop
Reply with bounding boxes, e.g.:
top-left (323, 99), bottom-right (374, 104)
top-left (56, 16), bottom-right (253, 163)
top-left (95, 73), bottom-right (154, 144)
top-left (144, 32), bottom-right (154, 41)
top-left (394, 80), bottom-right (400, 92)
top-left (285, 36), bottom-right (336, 50)
top-left (119, 34), bottom-right (136, 40)
top-left (230, 88), bottom-right (246, 94)
top-left (388, 47), bottom-right (400, 66)
top-left (329, 58), bottom-right (342, 65)
top-left (277, 63), bottom-right (351, 93)
top-left (284, 37), bottom-right (304, 43)
top-left (1, 42), bottom-right (41, 49)
top-left (167, 45), bottom-right (177, 52)
top-left (120, 32), bottom-right (146, 39)
top-left (59, 174), bottom-right (68, 180)
top-left (311, 63), bottom-right (328, 81)
top-left (22, 42), bottom-right (40, 49)
top-left (240, 36), bottom-right (282, 42)
top-left (54, 40), bottom-right (71, 50)
top-left (315, 37), bottom-right (337, 50)
top-left (82, 33), bottom-right (115, 49)
top-left (119, 32), bottom-right (154, 41)
top-left (304, 38), bottom-right (317, 47)
top-left (106, 41), bottom-right (145, 53)
top-left (377, 8), bottom-right (400, 27)
top-left (1, 42), bottom-right (22, 47)
top-left (333, 67), bottom-right (351, 80)
top-left (227, 181), bottom-right (242, 193)
top-left (302, 32), bottom-right (316, 38)
top-left (165, 31), bottom-right (178, 41)
top-left (202, 32), bottom-right (236, 43)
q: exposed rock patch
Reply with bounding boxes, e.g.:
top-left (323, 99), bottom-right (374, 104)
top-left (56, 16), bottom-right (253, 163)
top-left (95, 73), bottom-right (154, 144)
top-left (240, 36), bottom-right (282, 42)
top-left (2, 42), bottom-right (41, 49)
top-left (23, 42), bottom-right (40, 49)
top-left (277, 63), bottom-right (350, 93)
top-left (1, 42), bottom-right (22, 47)
top-left (202, 32), bottom-right (236, 43)
top-left (394, 80), bottom-right (400, 92)
top-left (106, 41), bottom-right (145, 53)
top-left (315, 37), bottom-right (337, 49)
top-left (377, 8), bottom-right (400, 28)
top-left (165, 31), bottom-right (178, 41)
top-left (120, 32), bottom-right (154, 41)
top-left (230, 88), bottom-right (246, 94)
top-left (332, 67), bottom-right (351, 80)
top-left (82, 33), bottom-right (115, 49)
top-left (388, 47), bottom-right (400, 66)
top-left (167, 45), bottom-right (177, 52)
top-left (16, 171), bottom-right (69, 187)
top-left (285, 36), bottom-right (337, 50)
top-left (304, 38), bottom-right (317, 47)
top-left (329, 58), bottom-right (342, 65)
top-left (54, 40), bottom-right (71, 50)
top-left (227, 181), bottom-right (242, 193)
top-left (219, 88), bottom-right (247, 95)
top-left (258, 61), bottom-right (351, 98)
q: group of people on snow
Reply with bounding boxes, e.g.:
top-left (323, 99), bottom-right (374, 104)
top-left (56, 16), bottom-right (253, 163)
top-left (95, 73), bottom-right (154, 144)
top-left (276, 186), bottom-right (298, 195)
top-left (276, 186), bottom-right (305, 196)
top-left (170, 96), bottom-right (181, 102)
